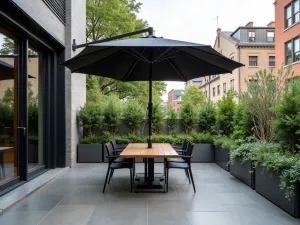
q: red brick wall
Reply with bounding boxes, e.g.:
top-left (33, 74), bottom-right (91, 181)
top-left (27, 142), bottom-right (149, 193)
top-left (275, 0), bottom-right (300, 76)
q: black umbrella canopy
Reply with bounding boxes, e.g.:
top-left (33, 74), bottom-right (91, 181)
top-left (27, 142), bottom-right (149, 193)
top-left (63, 35), bottom-right (244, 148)
top-left (63, 36), bottom-right (243, 82)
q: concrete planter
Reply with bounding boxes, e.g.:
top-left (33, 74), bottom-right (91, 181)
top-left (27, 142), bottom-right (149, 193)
top-left (77, 144), bottom-right (102, 163)
top-left (255, 164), bottom-right (300, 218)
top-left (192, 144), bottom-right (214, 162)
top-left (230, 160), bottom-right (255, 189)
top-left (215, 146), bottom-right (230, 171)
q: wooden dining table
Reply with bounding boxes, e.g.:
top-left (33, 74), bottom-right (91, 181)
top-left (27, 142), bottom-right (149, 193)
top-left (120, 143), bottom-right (179, 192)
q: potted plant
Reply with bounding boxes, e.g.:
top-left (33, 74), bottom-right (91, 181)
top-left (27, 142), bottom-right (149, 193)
top-left (77, 102), bottom-right (103, 163)
top-left (190, 132), bottom-right (215, 162)
top-left (214, 136), bottom-right (237, 171)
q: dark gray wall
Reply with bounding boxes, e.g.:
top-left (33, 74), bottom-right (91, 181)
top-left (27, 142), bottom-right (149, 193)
top-left (239, 28), bottom-right (274, 43)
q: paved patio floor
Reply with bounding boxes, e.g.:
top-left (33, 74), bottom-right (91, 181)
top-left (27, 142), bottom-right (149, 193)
top-left (0, 163), bottom-right (299, 225)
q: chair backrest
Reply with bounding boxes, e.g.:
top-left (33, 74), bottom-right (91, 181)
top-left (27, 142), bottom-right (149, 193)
top-left (185, 142), bottom-right (194, 163)
top-left (182, 139), bottom-right (189, 150)
top-left (111, 139), bottom-right (117, 151)
top-left (105, 142), bottom-right (114, 157)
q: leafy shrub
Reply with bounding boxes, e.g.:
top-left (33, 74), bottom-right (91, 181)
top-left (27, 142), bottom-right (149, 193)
top-left (173, 134), bottom-right (191, 144)
top-left (280, 160), bottom-right (300, 199)
top-left (180, 102), bottom-right (198, 135)
top-left (80, 135), bottom-right (104, 144)
top-left (28, 101), bottom-right (38, 135)
top-left (78, 102), bottom-right (102, 136)
top-left (216, 90), bottom-right (236, 136)
top-left (240, 67), bottom-right (292, 141)
top-left (152, 135), bottom-right (175, 143)
top-left (166, 108), bottom-right (177, 134)
top-left (0, 135), bottom-right (13, 144)
top-left (272, 79), bottom-right (300, 153)
top-left (123, 101), bottom-right (145, 135)
top-left (28, 136), bottom-right (39, 144)
top-left (233, 103), bottom-right (253, 137)
top-left (0, 101), bottom-right (13, 127)
top-left (102, 95), bottom-right (123, 135)
top-left (198, 100), bottom-right (216, 133)
top-left (231, 130), bottom-right (246, 141)
top-left (152, 103), bottom-right (165, 134)
top-left (191, 131), bottom-right (214, 144)
top-left (214, 136), bottom-right (238, 150)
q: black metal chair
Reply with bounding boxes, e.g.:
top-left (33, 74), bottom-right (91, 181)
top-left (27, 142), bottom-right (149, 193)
top-left (172, 139), bottom-right (189, 154)
top-left (103, 142), bottom-right (134, 193)
top-left (165, 142), bottom-right (196, 193)
top-left (111, 139), bottom-right (126, 154)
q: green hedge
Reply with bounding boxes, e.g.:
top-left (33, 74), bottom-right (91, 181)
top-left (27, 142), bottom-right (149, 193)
top-left (80, 133), bottom-right (214, 145)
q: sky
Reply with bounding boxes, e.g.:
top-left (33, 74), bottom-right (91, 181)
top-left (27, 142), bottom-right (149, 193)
top-left (138, 0), bottom-right (275, 101)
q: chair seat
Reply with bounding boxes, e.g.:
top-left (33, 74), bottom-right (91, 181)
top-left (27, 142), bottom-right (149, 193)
top-left (114, 157), bottom-right (133, 163)
top-left (167, 162), bottom-right (189, 169)
top-left (110, 162), bottom-right (133, 169)
top-left (166, 158), bottom-right (185, 163)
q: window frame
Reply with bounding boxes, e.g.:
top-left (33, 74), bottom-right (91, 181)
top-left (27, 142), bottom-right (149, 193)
top-left (248, 31), bottom-right (256, 42)
top-left (267, 31), bottom-right (275, 42)
top-left (230, 79), bottom-right (235, 91)
top-left (217, 85), bottom-right (220, 96)
top-left (223, 82), bottom-right (226, 93)
top-left (285, 36), bottom-right (300, 64)
top-left (269, 56), bottom-right (276, 67)
top-left (249, 56), bottom-right (258, 67)
top-left (285, 0), bottom-right (300, 28)
top-left (213, 87), bottom-right (215, 97)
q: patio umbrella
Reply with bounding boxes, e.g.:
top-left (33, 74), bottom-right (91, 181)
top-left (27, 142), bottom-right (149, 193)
top-left (0, 59), bottom-right (35, 80)
top-left (62, 30), bottom-right (243, 148)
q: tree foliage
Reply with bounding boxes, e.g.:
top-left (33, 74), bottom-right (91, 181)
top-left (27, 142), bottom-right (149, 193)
top-left (240, 66), bottom-right (292, 141)
top-left (0, 36), bottom-right (15, 55)
top-left (233, 103), bottom-right (253, 137)
top-left (151, 102), bottom-right (165, 134)
top-left (181, 85), bottom-right (205, 107)
top-left (123, 100), bottom-right (145, 135)
top-left (166, 107), bottom-right (177, 134)
top-left (198, 100), bottom-right (216, 133)
top-left (180, 102), bottom-right (198, 135)
top-left (272, 79), bottom-right (300, 153)
top-left (216, 89), bottom-right (236, 136)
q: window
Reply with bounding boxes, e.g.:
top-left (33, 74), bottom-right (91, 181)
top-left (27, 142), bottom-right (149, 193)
top-left (249, 31), bottom-right (255, 42)
top-left (269, 56), bottom-right (275, 67)
top-left (267, 32), bottom-right (275, 42)
top-left (285, 37), bottom-right (300, 64)
top-left (249, 56), bottom-right (258, 66)
top-left (223, 82), bottom-right (226, 93)
top-left (205, 91), bottom-right (208, 98)
top-left (213, 87), bottom-right (215, 97)
top-left (230, 79), bottom-right (235, 91)
top-left (217, 85), bottom-right (220, 95)
top-left (285, 0), bottom-right (300, 28)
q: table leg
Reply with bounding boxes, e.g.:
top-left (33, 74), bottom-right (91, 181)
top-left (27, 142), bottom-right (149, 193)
top-left (148, 158), bottom-right (154, 186)
top-left (144, 158), bottom-right (148, 183)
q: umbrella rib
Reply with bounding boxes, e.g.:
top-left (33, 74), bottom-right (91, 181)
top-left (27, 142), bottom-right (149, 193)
top-left (179, 49), bottom-right (232, 73)
top-left (156, 49), bottom-right (180, 62)
top-left (130, 48), bottom-right (149, 62)
top-left (166, 58), bottom-right (186, 81)
top-left (122, 48), bottom-right (147, 81)
top-left (153, 47), bottom-right (172, 62)
top-left (119, 48), bottom-right (148, 62)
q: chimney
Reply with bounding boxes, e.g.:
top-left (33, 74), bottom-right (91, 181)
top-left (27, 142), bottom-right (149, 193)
top-left (217, 28), bottom-right (221, 48)
top-left (245, 22), bottom-right (254, 27)
top-left (267, 21), bottom-right (275, 27)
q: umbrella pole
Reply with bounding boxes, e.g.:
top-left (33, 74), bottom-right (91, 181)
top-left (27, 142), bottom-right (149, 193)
top-left (148, 62), bottom-right (153, 149)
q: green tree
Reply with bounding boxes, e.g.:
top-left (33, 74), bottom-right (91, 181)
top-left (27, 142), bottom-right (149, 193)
top-left (216, 89), bottom-right (236, 136)
top-left (78, 102), bottom-right (103, 136)
top-left (233, 103), bottom-right (253, 137)
top-left (240, 66), bottom-right (292, 141)
top-left (181, 85), bottom-right (205, 107)
top-left (123, 100), bottom-right (145, 135)
top-left (166, 107), bottom-right (177, 134)
top-left (102, 95), bottom-right (123, 135)
top-left (151, 102), bottom-right (165, 134)
top-left (272, 79), bottom-right (300, 153)
top-left (198, 100), bottom-right (216, 133)
top-left (0, 37), bottom-right (15, 55)
top-left (180, 102), bottom-right (198, 135)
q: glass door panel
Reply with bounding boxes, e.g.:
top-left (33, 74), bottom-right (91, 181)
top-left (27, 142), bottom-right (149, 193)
top-left (0, 31), bottom-right (19, 184)
top-left (27, 46), bottom-right (45, 171)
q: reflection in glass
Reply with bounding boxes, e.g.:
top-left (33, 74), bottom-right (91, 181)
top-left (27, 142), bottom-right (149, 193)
top-left (28, 46), bottom-right (44, 171)
top-left (0, 32), bottom-right (18, 184)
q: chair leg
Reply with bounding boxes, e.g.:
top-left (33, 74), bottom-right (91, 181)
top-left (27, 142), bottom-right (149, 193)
top-left (185, 169), bottom-right (191, 184)
top-left (188, 168), bottom-right (196, 193)
top-left (108, 169), bottom-right (114, 184)
top-left (164, 160), bottom-right (167, 184)
top-left (103, 167), bottom-right (111, 193)
top-left (130, 168), bottom-right (133, 193)
top-left (133, 159), bottom-right (135, 184)
top-left (166, 168), bottom-right (169, 193)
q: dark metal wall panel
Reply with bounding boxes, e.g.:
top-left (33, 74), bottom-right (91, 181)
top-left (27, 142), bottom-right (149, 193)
top-left (43, 0), bottom-right (66, 25)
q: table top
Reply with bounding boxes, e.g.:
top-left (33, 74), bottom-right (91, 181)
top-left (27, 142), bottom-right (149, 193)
top-left (120, 143), bottom-right (180, 158)
top-left (0, 147), bottom-right (13, 151)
